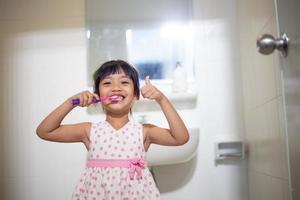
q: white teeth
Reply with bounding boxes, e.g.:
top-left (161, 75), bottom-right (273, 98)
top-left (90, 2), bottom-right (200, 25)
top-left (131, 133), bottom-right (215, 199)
top-left (110, 95), bottom-right (123, 101)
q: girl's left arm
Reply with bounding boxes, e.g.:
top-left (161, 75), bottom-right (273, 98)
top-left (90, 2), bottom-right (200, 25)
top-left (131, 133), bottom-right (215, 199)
top-left (141, 77), bottom-right (189, 146)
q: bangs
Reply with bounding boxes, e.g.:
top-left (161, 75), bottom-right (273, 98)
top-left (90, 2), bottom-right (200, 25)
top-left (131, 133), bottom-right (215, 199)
top-left (99, 66), bottom-right (125, 82)
top-left (99, 65), bottom-right (131, 82)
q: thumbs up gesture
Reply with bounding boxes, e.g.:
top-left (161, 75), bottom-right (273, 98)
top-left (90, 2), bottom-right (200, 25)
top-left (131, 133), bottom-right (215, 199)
top-left (140, 76), bottom-right (165, 102)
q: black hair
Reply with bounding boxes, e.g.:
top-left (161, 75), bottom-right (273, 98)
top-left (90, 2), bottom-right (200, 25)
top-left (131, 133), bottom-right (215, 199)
top-left (93, 60), bottom-right (140, 99)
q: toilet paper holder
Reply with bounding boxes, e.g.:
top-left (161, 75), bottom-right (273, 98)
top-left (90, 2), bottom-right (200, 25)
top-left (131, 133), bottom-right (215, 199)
top-left (215, 141), bottom-right (245, 161)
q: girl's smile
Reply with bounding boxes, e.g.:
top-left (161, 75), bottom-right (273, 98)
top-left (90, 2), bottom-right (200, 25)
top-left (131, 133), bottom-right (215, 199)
top-left (99, 71), bottom-right (137, 112)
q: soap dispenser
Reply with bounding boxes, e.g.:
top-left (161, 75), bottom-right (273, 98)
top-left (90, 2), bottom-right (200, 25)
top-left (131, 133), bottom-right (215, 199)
top-left (172, 61), bottom-right (187, 93)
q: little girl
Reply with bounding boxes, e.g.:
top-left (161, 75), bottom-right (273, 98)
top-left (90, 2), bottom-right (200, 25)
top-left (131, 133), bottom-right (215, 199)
top-left (36, 60), bottom-right (189, 200)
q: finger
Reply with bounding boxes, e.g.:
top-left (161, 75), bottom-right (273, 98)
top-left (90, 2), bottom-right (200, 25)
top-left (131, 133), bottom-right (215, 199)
top-left (79, 96), bottom-right (84, 107)
top-left (141, 85), bottom-right (150, 94)
top-left (146, 91), bottom-right (156, 100)
top-left (145, 76), bottom-right (150, 85)
top-left (83, 94), bottom-right (89, 106)
top-left (91, 93), bottom-right (99, 105)
top-left (87, 94), bottom-right (94, 105)
top-left (141, 87), bottom-right (152, 98)
top-left (93, 93), bottom-right (99, 100)
top-left (142, 89), bottom-right (154, 99)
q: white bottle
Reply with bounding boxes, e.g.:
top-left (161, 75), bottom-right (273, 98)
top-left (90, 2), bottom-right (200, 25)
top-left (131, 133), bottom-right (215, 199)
top-left (172, 62), bottom-right (187, 93)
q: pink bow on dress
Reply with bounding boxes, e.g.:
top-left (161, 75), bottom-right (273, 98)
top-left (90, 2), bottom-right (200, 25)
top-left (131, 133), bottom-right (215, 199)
top-left (129, 159), bottom-right (146, 180)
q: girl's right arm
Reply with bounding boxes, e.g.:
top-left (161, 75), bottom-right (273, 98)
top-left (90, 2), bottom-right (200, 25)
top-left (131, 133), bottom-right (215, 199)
top-left (36, 91), bottom-right (99, 150)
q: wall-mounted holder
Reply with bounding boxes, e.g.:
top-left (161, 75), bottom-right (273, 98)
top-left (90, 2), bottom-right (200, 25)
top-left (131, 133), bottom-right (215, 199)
top-left (215, 141), bottom-right (245, 161)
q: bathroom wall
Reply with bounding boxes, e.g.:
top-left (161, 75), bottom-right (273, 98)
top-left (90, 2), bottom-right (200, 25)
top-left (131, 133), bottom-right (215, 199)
top-left (0, 0), bottom-right (247, 199)
top-left (237, 0), bottom-right (290, 199)
top-left (0, 0), bottom-right (89, 199)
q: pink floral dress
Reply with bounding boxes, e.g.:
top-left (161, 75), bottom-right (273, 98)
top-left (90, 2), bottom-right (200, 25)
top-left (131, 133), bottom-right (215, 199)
top-left (72, 121), bottom-right (160, 200)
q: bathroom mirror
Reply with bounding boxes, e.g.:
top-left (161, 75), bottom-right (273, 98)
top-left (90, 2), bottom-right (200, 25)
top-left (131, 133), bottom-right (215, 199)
top-left (85, 0), bottom-right (195, 85)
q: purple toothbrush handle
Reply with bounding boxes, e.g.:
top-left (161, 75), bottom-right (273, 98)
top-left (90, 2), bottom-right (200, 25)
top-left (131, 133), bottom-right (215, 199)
top-left (72, 99), bottom-right (80, 105)
top-left (72, 97), bottom-right (100, 105)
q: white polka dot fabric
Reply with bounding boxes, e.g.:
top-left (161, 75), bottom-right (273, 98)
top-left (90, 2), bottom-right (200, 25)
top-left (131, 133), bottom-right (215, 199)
top-left (72, 121), bottom-right (160, 200)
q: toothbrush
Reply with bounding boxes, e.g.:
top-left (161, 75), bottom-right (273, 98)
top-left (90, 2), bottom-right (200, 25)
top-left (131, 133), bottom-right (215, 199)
top-left (72, 95), bottom-right (121, 105)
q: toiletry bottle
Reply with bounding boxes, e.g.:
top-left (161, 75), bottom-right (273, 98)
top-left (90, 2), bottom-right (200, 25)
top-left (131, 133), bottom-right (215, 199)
top-left (172, 62), bottom-right (187, 93)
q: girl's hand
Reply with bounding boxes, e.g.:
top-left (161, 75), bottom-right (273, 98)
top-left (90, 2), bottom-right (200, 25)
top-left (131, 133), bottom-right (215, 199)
top-left (140, 76), bottom-right (165, 103)
top-left (69, 91), bottom-right (99, 107)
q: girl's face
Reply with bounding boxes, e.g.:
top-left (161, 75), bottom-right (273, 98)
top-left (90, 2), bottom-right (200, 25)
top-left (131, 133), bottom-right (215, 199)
top-left (98, 70), bottom-right (137, 114)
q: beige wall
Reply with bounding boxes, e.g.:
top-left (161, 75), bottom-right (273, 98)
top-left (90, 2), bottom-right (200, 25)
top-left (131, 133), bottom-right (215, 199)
top-left (0, 0), bottom-right (88, 199)
top-left (237, 0), bottom-right (290, 199)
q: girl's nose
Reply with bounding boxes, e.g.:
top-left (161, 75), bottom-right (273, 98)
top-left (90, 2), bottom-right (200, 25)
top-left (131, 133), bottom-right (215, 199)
top-left (111, 83), bottom-right (121, 91)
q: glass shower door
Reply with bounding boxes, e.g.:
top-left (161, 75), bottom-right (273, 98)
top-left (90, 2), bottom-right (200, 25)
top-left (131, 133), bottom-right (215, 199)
top-left (256, 0), bottom-right (300, 199)
top-left (276, 0), bottom-right (300, 199)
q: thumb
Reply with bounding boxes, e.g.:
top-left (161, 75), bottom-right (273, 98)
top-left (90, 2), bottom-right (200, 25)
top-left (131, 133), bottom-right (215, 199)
top-left (145, 75), bottom-right (151, 85)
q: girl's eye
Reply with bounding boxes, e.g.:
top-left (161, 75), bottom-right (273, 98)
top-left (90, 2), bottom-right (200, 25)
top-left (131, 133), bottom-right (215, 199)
top-left (103, 82), bottom-right (111, 85)
top-left (121, 78), bottom-right (131, 84)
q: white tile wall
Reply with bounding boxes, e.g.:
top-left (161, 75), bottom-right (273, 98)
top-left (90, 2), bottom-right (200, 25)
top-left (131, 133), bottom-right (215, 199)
top-left (237, 0), bottom-right (291, 199)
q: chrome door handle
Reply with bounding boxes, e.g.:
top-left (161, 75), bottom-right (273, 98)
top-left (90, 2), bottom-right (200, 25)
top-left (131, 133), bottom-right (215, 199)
top-left (257, 33), bottom-right (289, 57)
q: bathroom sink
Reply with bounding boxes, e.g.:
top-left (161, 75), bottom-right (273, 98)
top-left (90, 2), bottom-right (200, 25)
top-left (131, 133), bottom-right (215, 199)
top-left (146, 128), bottom-right (199, 166)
